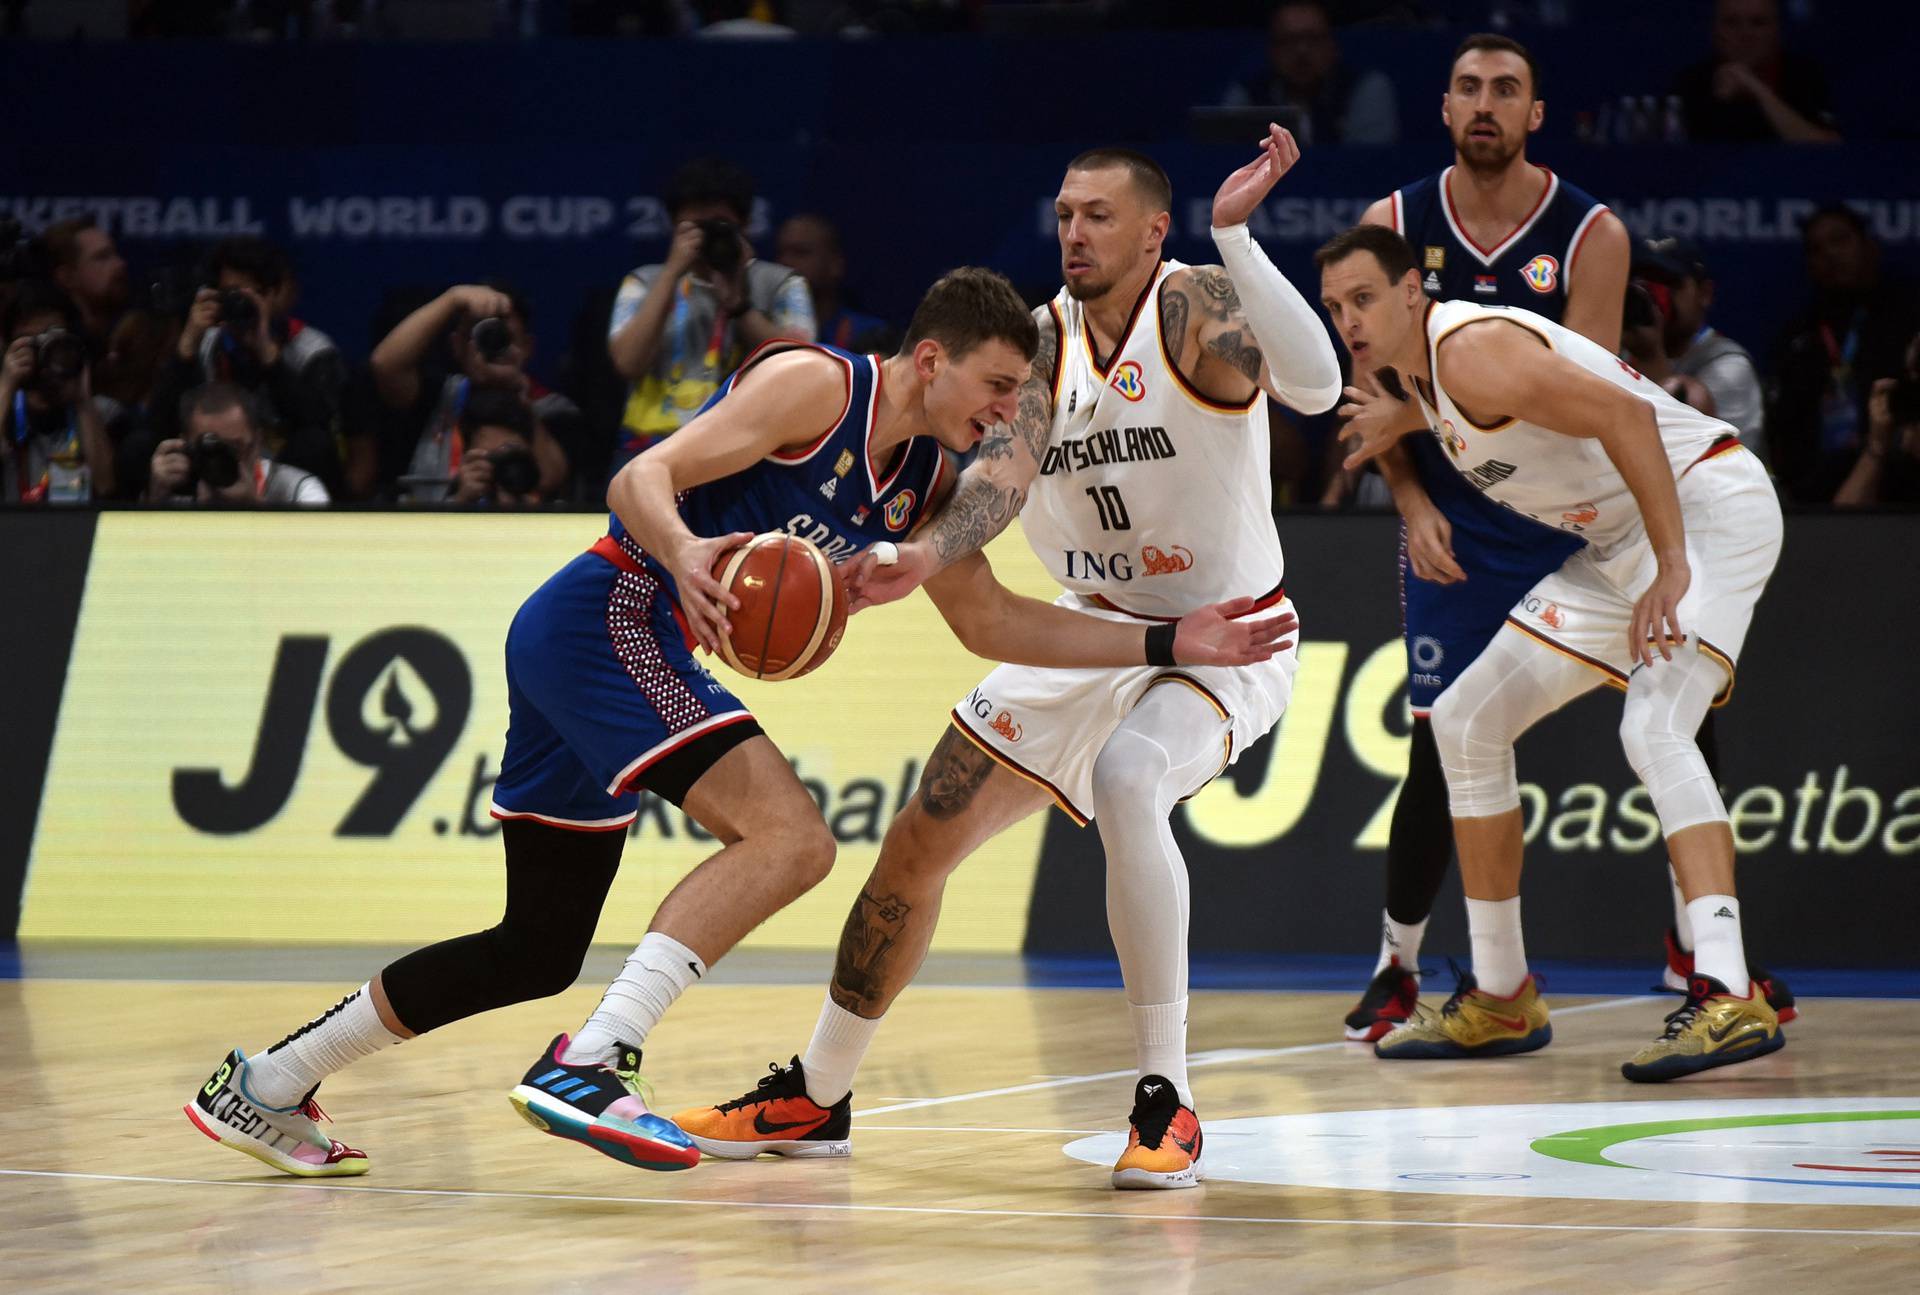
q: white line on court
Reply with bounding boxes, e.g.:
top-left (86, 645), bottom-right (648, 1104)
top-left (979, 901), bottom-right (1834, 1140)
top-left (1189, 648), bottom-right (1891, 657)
top-left (0, 1168), bottom-right (1910, 1239)
top-left (852, 996), bottom-right (1659, 1118)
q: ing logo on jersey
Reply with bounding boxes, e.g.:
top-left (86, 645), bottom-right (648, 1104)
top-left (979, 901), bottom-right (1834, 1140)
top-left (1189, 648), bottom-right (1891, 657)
top-left (1110, 361), bottom-right (1147, 402)
top-left (884, 489), bottom-right (916, 531)
top-left (1140, 544), bottom-right (1194, 576)
top-left (1521, 255), bottom-right (1560, 294)
top-left (1440, 419), bottom-right (1467, 460)
top-left (990, 710), bottom-right (1023, 742)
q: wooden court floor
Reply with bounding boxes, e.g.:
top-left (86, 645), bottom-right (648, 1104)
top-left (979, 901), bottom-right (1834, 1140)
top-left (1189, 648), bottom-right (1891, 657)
top-left (3, 966), bottom-right (1916, 1293)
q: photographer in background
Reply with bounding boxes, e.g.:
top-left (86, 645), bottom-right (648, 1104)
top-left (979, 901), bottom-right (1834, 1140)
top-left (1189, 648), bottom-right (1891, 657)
top-left (43, 216), bottom-right (130, 361)
top-left (1, 281), bottom-right (120, 503)
top-left (146, 383), bottom-right (329, 506)
top-left (448, 388), bottom-right (543, 508)
top-left (142, 240), bottom-right (343, 496)
top-left (369, 281), bottom-right (575, 502)
top-left (1834, 335), bottom-right (1920, 507)
top-left (605, 157), bottom-right (814, 469)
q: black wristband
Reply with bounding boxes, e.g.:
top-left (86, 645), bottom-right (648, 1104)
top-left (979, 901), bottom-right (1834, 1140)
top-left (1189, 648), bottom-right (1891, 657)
top-left (1145, 622), bottom-right (1178, 667)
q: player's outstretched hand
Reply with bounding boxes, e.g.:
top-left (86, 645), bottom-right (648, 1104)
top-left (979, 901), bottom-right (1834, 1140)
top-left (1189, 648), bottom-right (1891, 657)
top-left (1629, 560), bottom-right (1691, 667)
top-left (1173, 597), bottom-right (1299, 666)
top-left (1211, 123), bottom-right (1302, 229)
top-left (1338, 379), bottom-right (1425, 470)
top-left (843, 539), bottom-right (936, 614)
top-left (673, 530), bottom-right (755, 654)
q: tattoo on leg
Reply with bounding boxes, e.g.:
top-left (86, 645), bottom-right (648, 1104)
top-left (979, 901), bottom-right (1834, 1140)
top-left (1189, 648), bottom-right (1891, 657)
top-left (918, 726), bottom-right (995, 819)
top-left (830, 887), bottom-right (913, 1013)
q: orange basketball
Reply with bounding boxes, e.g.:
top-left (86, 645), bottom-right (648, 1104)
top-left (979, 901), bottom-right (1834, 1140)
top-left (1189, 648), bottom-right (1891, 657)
top-left (708, 533), bottom-right (849, 681)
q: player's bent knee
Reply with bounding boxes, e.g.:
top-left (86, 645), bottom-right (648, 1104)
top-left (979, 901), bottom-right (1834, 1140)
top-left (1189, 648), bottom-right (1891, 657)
top-left (1428, 683), bottom-right (1521, 817)
top-left (784, 816), bottom-right (838, 890)
top-left (1089, 742), bottom-right (1171, 823)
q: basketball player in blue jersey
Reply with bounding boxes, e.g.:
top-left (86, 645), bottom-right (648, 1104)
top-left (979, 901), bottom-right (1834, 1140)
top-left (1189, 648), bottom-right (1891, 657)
top-left (1336, 32), bottom-right (1792, 1043)
top-left (183, 268), bottom-right (1295, 1179)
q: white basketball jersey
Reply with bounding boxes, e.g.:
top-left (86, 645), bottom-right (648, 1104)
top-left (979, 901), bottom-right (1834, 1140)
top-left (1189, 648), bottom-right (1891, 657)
top-left (1416, 298), bottom-right (1736, 555)
top-left (1021, 260), bottom-right (1284, 617)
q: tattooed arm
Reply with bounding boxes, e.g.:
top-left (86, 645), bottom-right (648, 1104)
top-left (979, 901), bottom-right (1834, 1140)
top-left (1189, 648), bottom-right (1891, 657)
top-left (842, 306), bottom-right (1058, 613)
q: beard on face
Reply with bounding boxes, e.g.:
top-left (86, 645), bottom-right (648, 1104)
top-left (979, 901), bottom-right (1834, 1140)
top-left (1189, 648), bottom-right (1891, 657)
top-left (1064, 264), bottom-right (1118, 301)
top-left (1454, 122), bottom-right (1523, 173)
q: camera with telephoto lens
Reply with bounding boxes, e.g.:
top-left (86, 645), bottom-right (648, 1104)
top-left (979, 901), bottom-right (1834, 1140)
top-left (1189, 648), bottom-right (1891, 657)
top-left (470, 315), bottom-right (514, 365)
top-left (31, 328), bottom-right (87, 392)
top-left (186, 433), bottom-right (242, 492)
top-left (488, 445), bottom-right (540, 497)
top-left (696, 218), bottom-right (742, 279)
top-left (217, 288), bottom-right (260, 339)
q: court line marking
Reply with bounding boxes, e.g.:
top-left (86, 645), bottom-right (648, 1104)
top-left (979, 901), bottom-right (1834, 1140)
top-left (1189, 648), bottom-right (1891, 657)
top-left (853, 996), bottom-right (1658, 1118)
top-left (1, 1169), bottom-right (1910, 1239)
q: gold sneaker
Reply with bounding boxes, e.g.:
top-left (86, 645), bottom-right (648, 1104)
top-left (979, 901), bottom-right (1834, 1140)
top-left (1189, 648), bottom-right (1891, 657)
top-left (1374, 970), bottom-right (1551, 1059)
top-left (1621, 975), bottom-right (1784, 1082)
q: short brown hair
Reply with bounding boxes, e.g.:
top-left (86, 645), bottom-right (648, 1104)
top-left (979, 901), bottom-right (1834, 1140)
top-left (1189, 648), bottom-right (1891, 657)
top-left (180, 383), bottom-right (265, 439)
top-left (1065, 147), bottom-right (1173, 215)
top-left (1452, 32), bottom-right (1541, 98)
top-left (1314, 225), bottom-right (1420, 283)
top-left (41, 216), bottom-right (101, 272)
top-left (899, 267), bottom-right (1039, 362)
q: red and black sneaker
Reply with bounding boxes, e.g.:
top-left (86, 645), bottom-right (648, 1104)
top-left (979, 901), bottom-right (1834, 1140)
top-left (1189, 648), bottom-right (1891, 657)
top-left (1344, 959), bottom-right (1419, 1042)
top-left (1660, 928), bottom-right (1797, 1024)
top-left (672, 1057), bottom-right (852, 1160)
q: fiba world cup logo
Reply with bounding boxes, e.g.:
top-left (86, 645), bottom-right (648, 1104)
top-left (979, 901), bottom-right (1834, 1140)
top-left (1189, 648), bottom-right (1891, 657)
top-left (1521, 255), bottom-right (1559, 294)
top-left (1109, 360), bottom-right (1146, 402)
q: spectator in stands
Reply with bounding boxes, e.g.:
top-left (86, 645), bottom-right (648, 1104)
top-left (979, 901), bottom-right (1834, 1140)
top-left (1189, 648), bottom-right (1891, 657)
top-left (1768, 204), bottom-right (1920, 502)
top-left (369, 281), bottom-right (577, 503)
top-left (1631, 236), bottom-right (1767, 457)
top-left (1621, 281), bottom-right (1714, 413)
top-left (448, 388), bottom-right (546, 508)
top-left (0, 281), bottom-right (119, 503)
top-left (1834, 335), bottom-right (1920, 507)
top-left (1220, 1), bottom-right (1398, 146)
top-left (606, 158), bottom-right (814, 469)
top-left (694, 0), bottom-right (795, 37)
top-left (145, 383), bottom-right (329, 505)
top-left (136, 238), bottom-right (345, 496)
top-left (776, 213), bottom-right (894, 354)
top-left (1672, 0), bottom-right (1838, 143)
top-left (42, 216), bottom-right (128, 361)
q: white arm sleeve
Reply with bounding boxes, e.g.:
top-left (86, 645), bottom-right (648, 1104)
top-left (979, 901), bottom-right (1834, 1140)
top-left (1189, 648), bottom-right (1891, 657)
top-left (1209, 223), bottom-right (1343, 414)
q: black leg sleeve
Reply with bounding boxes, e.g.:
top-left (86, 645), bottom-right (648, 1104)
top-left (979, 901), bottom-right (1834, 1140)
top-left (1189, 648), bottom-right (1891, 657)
top-left (1384, 716), bottom-right (1456, 926)
top-left (379, 820), bottom-right (624, 1035)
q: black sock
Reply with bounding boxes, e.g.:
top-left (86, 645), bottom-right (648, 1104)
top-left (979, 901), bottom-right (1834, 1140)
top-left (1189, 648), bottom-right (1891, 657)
top-left (379, 820), bottom-right (624, 1035)
top-left (1384, 717), bottom-right (1454, 926)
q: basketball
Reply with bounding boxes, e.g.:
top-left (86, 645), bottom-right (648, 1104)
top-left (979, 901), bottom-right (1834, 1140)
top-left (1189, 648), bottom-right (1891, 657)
top-left (708, 532), bottom-right (849, 681)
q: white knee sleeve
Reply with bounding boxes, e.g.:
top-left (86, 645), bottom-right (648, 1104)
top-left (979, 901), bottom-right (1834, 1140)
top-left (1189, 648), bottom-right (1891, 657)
top-left (1621, 647), bottom-right (1728, 834)
top-left (1431, 628), bottom-right (1602, 817)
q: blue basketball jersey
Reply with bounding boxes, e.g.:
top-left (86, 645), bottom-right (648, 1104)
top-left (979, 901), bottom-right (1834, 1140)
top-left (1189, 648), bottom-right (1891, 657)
top-left (607, 342), bottom-right (949, 582)
top-left (1391, 164), bottom-right (1610, 565)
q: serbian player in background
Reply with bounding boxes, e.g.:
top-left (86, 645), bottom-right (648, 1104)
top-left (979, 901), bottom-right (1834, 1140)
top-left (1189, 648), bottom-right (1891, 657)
top-left (1319, 224), bottom-right (1784, 1081)
top-left (676, 129), bottom-right (1342, 1190)
top-left (1335, 32), bottom-right (1790, 1044)
top-left (184, 268), bottom-right (1295, 1179)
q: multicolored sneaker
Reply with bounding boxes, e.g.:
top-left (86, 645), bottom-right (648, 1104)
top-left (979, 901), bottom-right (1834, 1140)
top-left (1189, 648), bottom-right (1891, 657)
top-left (1374, 970), bottom-right (1552, 1060)
top-left (1111, 1075), bottom-right (1203, 1190)
top-left (184, 1048), bottom-right (369, 1178)
top-left (1621, 974), bottom-right (1784, 1083)
top-left (1343, 959), bottom-right (1420, 1042)
top-left (671, 1057), bottom-right (852, 1160)
top-left (1660, 928), bottom-right (1798, 1023)
top-left (508, 1034), bottom-right (699, 1171)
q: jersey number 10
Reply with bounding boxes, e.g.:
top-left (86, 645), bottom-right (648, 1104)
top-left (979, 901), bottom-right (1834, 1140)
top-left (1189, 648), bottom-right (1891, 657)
top-left (1084, 485), bottom-right (1132, 531)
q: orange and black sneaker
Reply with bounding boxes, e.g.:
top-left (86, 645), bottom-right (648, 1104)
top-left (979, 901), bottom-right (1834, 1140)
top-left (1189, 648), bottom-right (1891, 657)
top-left (1110, 1075), bottom-right (1203, 1190)
top-left (671, 1057), bottom-right (851, 1160)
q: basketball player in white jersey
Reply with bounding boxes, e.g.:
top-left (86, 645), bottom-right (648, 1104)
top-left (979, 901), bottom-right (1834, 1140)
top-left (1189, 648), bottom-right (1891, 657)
top-left (1317, 224), bottom-right (1785, 1080)
top-left (675, 129), bottom-right (1341, 1187)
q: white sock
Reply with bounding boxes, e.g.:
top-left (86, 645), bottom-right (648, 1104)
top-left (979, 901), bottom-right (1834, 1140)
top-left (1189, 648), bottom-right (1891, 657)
top-left (799, 997), bottom-right (880, 1107)
top-left (1686, 894), bottom-right (1749, 996)
top-left (1669, 865), bottom-right (1693, 950)
top-left (1465, 897), bottom-right (1528, 998)
top-left (243, 983), bottom-right (404, 1111)
top-left (1131, 999), bottom-right (1191, 1108)
top-left (564, 931), bottom-right (705, 1065)
top-left (1375, 910), bottom-right (1428, 977)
